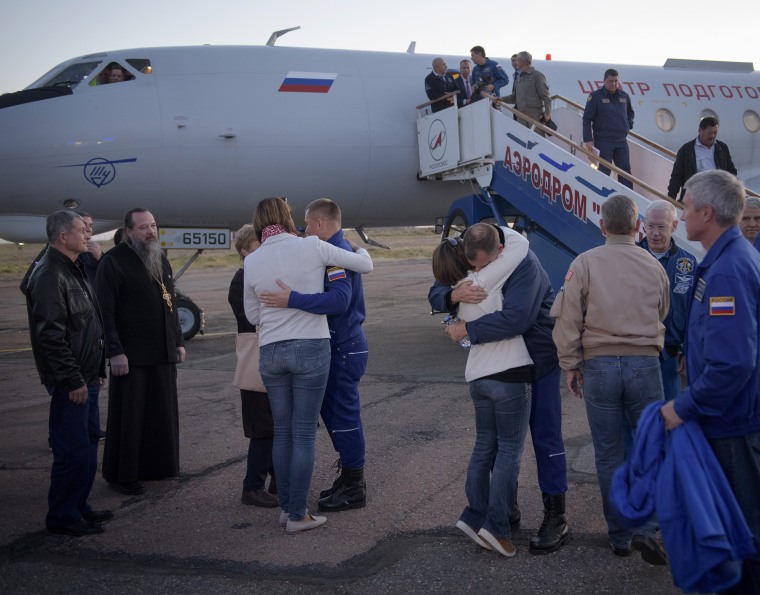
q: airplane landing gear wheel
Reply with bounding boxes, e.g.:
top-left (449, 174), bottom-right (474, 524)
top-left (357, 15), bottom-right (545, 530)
top-left (176, 296), bottom-right (203, 341)
top-left (441, 209), bottom-right (469, 240)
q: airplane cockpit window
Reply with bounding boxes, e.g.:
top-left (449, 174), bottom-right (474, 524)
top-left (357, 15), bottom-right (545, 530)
top-left (89, 62), bottom-right (138, 86)
top-left (656, 108), bottom-right (675, 133)
top-left (126, 59), bottom-right (152, 74)
top-left (37, 61), bottom-right (103, 89)
top-left (744, 111), bottom-right (760, 133)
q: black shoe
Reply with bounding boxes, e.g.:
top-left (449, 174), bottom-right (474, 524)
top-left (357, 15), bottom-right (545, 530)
top-left (48, 520), bottom-right (104, 537)
top-left (319, 460), bottom-right (345, 499)
top-left (241, 488), bottom-right (279, 508)
top-left (98, 430), bottom-right (106, 441)
top-left (608, 538), bottom-right (632, 557)
top-left (318, 467), bottom-right (366, 512)
top-left (529, 492), bottom-right (570, 554)
top-left (632, 534), bottom-right (668, 565)
top-left (108, 481), bottom-right (145, 495)
top-left (82, 509), bottom-right (114, 523)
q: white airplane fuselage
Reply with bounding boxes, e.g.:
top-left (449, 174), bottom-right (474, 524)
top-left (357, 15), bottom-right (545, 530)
top-left (1, 44), bottom-right (759, 242)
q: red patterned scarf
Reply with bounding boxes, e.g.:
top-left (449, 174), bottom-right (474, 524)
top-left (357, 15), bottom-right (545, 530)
top-left (261, 224), bottom-right (295, 243)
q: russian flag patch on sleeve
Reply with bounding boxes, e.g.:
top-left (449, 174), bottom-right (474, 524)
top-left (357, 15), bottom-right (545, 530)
top-left (709, 296), bottom-right (735, 316)
top-left (327, 267), bottom-right (347, 282)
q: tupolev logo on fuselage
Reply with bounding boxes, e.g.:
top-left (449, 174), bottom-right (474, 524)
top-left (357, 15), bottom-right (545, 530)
top-left (58, 157), bottom-right (138, 188)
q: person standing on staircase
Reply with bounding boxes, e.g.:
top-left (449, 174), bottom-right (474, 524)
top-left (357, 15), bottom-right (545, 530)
top-left (258, 198), bottom-right (369, 513)
top-left (582, 68), bottom-right (635, 189)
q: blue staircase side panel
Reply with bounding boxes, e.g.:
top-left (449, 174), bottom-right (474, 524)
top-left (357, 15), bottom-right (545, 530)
top-left (490, 161), bottom-right (605, 256)
top-left (524, 229), bottom-right (577, 293)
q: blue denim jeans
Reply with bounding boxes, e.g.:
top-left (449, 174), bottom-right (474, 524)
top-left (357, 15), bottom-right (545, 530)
top-left (708, 431), bottom-right (760, 594)
top-left (46, 384), bottom-right (100, 528)
top-left (260, 338), bottom-right (330, 521)
top-left (582, 356), bottom-right (663, 548)
top-left (459, 378), bottom-right (531, 539)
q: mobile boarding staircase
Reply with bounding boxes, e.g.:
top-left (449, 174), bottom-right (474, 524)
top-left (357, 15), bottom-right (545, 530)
top-left (416, 93), bottom-right (705, 292)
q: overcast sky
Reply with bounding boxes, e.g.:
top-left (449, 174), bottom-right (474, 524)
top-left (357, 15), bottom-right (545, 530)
top-left (2, 0), bottom-right (758, 94)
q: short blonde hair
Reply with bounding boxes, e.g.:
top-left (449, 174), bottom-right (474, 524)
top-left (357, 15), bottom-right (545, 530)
top-left (234, 224), bottom-right (257, 259)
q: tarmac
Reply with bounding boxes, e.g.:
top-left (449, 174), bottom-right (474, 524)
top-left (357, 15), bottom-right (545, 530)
top-left (0, 259), bottom-right (682, 594)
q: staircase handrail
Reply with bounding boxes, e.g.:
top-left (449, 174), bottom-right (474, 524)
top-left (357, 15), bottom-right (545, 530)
top-left (491, 97), bottom-right (684, 210)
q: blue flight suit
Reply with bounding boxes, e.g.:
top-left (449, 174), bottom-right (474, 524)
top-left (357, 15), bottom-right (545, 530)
top-left (287, 230), bottom-right (368, 468)
top-left (638, 237), bottom-right (697, 401)
top-left (673, 226), bottom-right (760, 591)
top-left (471, 58), bottom-right (509, 97)
top-left (582, 85), bottom-right (635, 189)
top-left (428, 250), bottom-right (567, 495)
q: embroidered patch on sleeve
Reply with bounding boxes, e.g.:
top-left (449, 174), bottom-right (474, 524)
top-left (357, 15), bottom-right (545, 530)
top-left (564, 270), bottom-right (574, 282)
top-left (709, 296), bottom-right (735, 316)
top-left (327, 267), bottom-right (347, 282)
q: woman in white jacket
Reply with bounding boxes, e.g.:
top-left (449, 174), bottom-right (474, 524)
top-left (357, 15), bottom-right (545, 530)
top-left (244, 197), bottom-right (373, 534)
top-left (432, 224), bottom-right (532, 557)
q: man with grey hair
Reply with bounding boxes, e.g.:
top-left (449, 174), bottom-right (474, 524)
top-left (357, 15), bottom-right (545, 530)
top-left (500, 51), bottom-right (552, 136)
top-left (551, 194), bottom-right (670, 562)
top-left (26, 210), bottom-right (111, 536)
top-left (96, 208), bottom-right (185, 496)
top-left (661, 170), bottom-right (760, 592)
top-left (739, 195), bottom-right (760, 243)
top-left (639, 200), bottom-right (697, 400)
top-left (424, 57), bottom-right (456, 113)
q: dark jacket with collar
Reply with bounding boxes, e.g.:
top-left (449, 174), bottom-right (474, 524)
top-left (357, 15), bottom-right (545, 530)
top-left (424, 71), bottom-right (456, 113)
top-left (667, 139), bottom-right (737, 200)
top-left (26, 246), bottom-right (104, 390)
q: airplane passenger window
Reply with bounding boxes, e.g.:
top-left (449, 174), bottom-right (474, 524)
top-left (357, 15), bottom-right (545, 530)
top-left (744, 110), bottom-right (760, 133)
top-left (126, 59), bottom-right (152, 74)
top-left (700, 109), bottom-right (718, 121)
top-left (656, 108), bottom-right (675, 132)
top-left (38, 61), bottom-right (103, 89)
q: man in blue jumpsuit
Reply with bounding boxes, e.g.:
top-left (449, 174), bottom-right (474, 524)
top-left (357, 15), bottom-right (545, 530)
top-left (661, 170), bottom-right (760, 591)
top-left (470, 45), bottom-right (509, 98)
top-left (638, 200), bottom-right (697, 401)
top-left (258, 198), bottom-right (368, 512)
top-left (583, 68), bottom-right (635, 189)
top-left (429, 228), bottom-right (570, 554)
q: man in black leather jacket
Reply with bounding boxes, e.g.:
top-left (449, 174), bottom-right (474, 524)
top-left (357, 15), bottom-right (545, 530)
top-left (26, 210), bottom-right (111, 537)
top-left (667, 116), bottom-right (737, 200)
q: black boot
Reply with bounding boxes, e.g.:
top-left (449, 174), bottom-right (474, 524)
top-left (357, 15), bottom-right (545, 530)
top-left (319, 460), bottom-right (346, 499)
top-left (529, 492), bottom-right (570, 554)
top-left (318, 467), bottom-right (366, 511)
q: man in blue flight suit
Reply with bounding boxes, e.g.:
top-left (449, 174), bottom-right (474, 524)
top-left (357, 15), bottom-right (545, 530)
top-left (470, 46), bottom-right (509, 98)
top-left (258, 198), bottom-right (369, 512)
top-left (428, 227), bottom-right (570, 554)
top-left (583, 68), bottom-right (635, 189)
top-left (639, 200), bottom-right (697, 401)
top-left (661, 170), bottom-right (760, 591)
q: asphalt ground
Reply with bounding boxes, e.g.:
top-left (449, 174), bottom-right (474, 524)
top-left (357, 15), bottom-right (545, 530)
top-left (0, 260), bottom-right (682, 594)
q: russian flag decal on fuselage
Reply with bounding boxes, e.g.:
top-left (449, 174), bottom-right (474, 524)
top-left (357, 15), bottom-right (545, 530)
top-left (279, 72), bottom-right (338, 93)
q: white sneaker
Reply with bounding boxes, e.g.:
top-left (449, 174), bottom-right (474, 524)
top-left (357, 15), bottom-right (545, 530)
top-left (477, 527), bottom-right (517, 557)
top-left (285, 514), bottom-right (327, 534)
top-left (279, 511), bottom-right (288, 526)
top-left (455, 520), bottom-right (492, 550)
